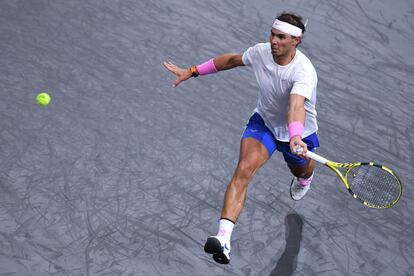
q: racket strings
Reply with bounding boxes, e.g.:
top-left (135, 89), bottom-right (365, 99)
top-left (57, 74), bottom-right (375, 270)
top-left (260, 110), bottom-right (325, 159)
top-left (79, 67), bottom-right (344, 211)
top-left (347, 165), bottom-right (401, 207)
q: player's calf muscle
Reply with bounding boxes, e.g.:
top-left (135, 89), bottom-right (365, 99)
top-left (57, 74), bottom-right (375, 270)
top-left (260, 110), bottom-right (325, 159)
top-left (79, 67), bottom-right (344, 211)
top-left (288, 162), bottom-right (314, 178)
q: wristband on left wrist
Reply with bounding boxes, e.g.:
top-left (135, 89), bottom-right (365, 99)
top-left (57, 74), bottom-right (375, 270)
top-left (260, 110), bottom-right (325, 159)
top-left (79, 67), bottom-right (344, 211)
top-left (288, 121), bottom-right (304, 140)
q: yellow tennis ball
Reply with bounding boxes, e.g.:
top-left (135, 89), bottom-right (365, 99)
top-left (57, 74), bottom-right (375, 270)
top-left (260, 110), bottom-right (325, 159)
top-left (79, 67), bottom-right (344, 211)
top-left (36, 92), bottom-right (51, 106)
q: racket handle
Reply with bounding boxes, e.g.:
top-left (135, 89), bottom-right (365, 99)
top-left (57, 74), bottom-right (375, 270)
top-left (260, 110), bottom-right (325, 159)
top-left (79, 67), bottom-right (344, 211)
top-left (294, 146), bottom-right (328, 164)
top-left (306, 150), bottom-right (328, 164)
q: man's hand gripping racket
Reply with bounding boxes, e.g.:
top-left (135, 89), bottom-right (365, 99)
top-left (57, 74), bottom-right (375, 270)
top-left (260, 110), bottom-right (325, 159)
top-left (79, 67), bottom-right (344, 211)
top-left (295, 147), bottom-right (402, 209)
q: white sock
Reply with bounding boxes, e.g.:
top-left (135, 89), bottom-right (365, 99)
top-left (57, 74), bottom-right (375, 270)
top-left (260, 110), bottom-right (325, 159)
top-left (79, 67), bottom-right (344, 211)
top-left (216, 219), bottom-right (234, 241)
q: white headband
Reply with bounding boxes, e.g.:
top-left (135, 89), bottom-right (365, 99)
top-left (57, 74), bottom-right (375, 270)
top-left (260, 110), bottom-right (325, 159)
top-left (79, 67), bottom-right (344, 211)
top-left (272, 19), bottom-right (302, 37)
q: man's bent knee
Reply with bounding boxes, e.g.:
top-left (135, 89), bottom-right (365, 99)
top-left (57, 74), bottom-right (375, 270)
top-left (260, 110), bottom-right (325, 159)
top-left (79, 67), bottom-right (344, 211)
top-left (236, 159), bottom-right (259, 179)
top-left (236, 153), bottom-right (266, 179)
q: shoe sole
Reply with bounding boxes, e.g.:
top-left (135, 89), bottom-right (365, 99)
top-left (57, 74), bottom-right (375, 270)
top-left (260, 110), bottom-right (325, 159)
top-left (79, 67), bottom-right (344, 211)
top-left (204, 237), bottom-right (230, 264)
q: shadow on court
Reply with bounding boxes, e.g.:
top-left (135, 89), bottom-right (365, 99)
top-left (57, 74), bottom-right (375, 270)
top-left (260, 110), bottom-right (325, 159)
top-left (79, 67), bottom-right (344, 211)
top-left (270, 213), bottom-right (303, 276)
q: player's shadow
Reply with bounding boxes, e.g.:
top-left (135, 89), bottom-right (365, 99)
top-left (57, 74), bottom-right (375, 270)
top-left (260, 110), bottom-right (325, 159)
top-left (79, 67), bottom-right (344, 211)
top-left (270, 213), bottom-right (303, 276)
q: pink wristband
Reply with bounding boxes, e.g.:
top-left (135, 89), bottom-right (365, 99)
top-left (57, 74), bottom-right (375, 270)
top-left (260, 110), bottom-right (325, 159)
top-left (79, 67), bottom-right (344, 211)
top-left (196, 59), bottom-right (218, 75)
top-left (288, 121), bottom-right (304, 139)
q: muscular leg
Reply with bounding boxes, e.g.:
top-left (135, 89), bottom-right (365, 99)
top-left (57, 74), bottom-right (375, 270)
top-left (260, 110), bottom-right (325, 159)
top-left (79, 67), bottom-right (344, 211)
top-left (287, 158), bottom-right (315, 178)
top-left (221, 137), bottom-right (269, 222)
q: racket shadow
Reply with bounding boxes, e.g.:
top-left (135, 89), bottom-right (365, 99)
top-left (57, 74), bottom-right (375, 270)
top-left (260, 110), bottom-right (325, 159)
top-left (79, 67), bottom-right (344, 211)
top-left (270, 213), bottom-right (303, 276)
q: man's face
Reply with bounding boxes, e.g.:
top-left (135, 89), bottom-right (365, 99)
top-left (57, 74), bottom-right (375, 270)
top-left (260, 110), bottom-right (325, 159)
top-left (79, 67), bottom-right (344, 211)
top-left (269, 28), bottom-right (300, 57)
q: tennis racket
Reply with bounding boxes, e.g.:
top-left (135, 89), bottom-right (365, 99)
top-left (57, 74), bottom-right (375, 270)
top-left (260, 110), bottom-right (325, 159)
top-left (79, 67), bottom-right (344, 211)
top-left (295, 147), bottom-right (402, 209)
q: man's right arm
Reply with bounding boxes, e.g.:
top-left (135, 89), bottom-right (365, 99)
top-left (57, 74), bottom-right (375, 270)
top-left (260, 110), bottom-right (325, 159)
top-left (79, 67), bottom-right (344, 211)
top-left (163, 53), bottom-right (244, 87)
top-left (212, 53), bottom-right (244, 71)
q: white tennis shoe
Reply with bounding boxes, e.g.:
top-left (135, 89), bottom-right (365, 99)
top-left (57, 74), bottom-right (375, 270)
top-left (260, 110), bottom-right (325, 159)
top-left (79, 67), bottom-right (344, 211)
top-left (204, 235), bottom-right (231, 264)
top-left (290, 172), bottom-right (314, 201)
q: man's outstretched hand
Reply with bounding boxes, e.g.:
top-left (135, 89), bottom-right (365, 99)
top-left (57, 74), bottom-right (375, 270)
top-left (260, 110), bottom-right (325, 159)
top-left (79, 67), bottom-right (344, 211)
top-left (163, 61), bottom-right (192, 87)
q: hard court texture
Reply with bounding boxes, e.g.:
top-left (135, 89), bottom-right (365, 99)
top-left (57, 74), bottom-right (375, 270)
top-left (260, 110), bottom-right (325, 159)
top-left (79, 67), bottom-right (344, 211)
top-left (0, 0), bottom-right (413, 275)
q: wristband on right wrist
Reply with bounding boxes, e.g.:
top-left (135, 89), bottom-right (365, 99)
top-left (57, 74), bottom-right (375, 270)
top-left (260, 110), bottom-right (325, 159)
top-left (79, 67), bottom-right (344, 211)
top-left (196, 59), bottom-right (218, 75)
top-left (190, 66), bottom-right (199, 77)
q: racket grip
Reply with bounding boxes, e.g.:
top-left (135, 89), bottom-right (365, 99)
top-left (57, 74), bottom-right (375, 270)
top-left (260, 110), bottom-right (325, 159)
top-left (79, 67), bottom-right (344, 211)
top-left (294, 146), bottom-right (328, 164)
top-left (306, 151), bottom-right (328, 164)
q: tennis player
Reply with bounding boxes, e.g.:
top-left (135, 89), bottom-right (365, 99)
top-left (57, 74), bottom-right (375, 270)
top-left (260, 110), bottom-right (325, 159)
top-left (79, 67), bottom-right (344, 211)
top-left (163, 12), bottom-right (319, 264)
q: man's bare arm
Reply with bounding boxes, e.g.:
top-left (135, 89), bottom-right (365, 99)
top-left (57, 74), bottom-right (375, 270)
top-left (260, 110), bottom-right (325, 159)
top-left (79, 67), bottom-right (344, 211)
top-left (163, 53), bottom-right (244, 87)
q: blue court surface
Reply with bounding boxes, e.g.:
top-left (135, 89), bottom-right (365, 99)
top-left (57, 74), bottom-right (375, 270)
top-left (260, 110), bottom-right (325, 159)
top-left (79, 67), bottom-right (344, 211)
top-left (1, 0), bottom-right (413, 275)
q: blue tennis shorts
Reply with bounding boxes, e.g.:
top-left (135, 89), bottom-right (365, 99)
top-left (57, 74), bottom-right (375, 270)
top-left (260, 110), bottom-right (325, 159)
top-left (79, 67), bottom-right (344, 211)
top-left (241, 113), bottom-right (320, 166)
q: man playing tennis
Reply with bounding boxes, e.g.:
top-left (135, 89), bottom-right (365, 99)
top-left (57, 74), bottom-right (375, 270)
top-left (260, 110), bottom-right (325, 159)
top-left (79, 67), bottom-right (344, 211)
top-left (163, 12), bottom-right (319, 264)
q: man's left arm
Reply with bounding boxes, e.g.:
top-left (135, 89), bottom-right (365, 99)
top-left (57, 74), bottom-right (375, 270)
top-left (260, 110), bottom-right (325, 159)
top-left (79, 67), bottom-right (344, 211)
top-left (288, 94), bottom-right (307, 157)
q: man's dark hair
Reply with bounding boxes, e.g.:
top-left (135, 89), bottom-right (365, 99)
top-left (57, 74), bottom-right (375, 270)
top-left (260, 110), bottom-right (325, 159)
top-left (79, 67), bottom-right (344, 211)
top-left (277, 12), bottom-right (306, 36)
